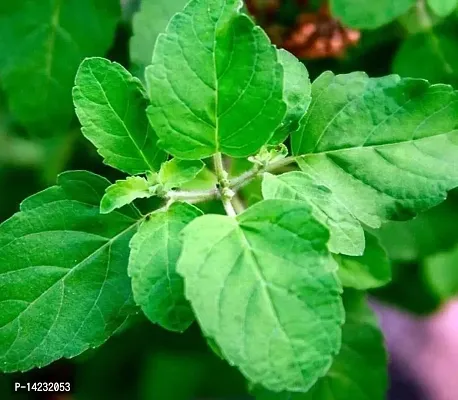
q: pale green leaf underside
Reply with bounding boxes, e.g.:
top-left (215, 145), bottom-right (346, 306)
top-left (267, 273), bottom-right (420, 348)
top-left (178, 199), bottom-right (344, 392)
top-left (294, 71), bottom-right (458, 229)
top-left (159, 159), bottom-right (205, 191)
top-left (0, 171), bottom-right (141, 372)
top-left (129, 202), bottom-right (203, 332)
top-left (424, 244), bottom-right (458, 300)
top-left (269, 49), bottom-right (312, 145)
top-left (0, 0), bottom-right (120, 135)
top-left (73, 57), bottom-right (166, 175)
top-left (262, 172), bottom-right (364, 256)
top-left (145, 0), bottom-right (286, 159)
top-left (130, 0), bottom-right (189, 77)
top-left (100, 176), bottom-right (151, 214)
top-left (330, 0), bottom-right (416, 29)
top-left (334, 232), bottom-right (391, 290)
top-left (255, 291), bottom-right (387, 400)
top-left (427, 0), bottom-right (458, 17)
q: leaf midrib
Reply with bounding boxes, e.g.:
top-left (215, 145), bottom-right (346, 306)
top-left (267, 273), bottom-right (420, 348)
top-left (301, 128), bottom-right (458, 159)
top-left (235, 225), bottom-right (307, 388)
top-left (0, 218), bottom-right (142, 333)
top-left (86, 63), bottom-right (156, 172)
top-left (212, 4), bottom-right (225, 152)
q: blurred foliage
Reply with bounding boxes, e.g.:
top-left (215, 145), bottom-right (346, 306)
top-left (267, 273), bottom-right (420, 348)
top-left (73, 320), bottom-right (248, 400)
top-left (424, 244), bottom-right (458, 300)
top-left (0, 0), bottom-right (120, 136)
top-left (375, 195), bottom-right (458, 263)
top-left (1, 0), bottom-right (458, 398)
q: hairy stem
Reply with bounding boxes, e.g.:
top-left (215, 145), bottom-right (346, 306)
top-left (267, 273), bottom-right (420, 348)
top-left (231, 193), bottom-right (246, 214)
top-left (213, 153), bottom-right (237, 217)
top-left (167, 189), bottom-right (218, 202)
top-left (213, 152), bottom-right (227, 183)
top-left (222, 198), bottom-right (237, 217)
top-left (166, 155), bottom-right (297, 205)
top-left (231, 156), bottom-right (296, 190)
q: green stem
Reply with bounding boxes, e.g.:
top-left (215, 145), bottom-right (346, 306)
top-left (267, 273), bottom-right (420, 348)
top-left (231, 193), bottom-right (246, 214)
top-left (167, 189), bottom-right (218, 202)
top-left (166, 155), bottom-right (297, 206)
top-left (413, 0), bottom-right (432, 30)
top-left (213, 153), bottom-right (237, 217)
top-left (213, 152), bottom-right (226, 183)
top-left (222, 197), bottom-right (237, 217)
top-left (231, 156), bottom-right (296, 190)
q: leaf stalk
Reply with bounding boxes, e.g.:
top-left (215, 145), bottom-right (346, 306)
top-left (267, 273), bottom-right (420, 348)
top-left (213, 153), bottom-right (237, 217)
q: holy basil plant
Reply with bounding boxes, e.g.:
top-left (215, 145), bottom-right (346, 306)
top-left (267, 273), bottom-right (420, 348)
top-left (0, 0), bottom-right (457, 398)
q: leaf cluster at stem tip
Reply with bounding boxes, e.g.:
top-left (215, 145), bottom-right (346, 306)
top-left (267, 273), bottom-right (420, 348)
top-left (166, 155), bottom-right (297, 209)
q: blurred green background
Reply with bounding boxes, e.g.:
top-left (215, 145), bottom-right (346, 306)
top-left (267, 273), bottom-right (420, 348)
top-left (1, 0), bottom-right (458, 399)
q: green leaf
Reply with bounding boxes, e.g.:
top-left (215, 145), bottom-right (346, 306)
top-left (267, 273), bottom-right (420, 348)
top-left (294, 71), bottom-right (458, 230)
top-left (180, 167), bottom-right (219, 191)
top-left (130, 0), bottom-right (189, 77)
top-left (0, 171), bottom-right (141, 372)
top-left (262, 172), bottom-right (365, 256)
top-left (330, 0), bottom-right (416, 29)
top-left (269, 50), bottom-right (312, 145)
top-left (396, 4), bottom-right (440, 35)
top-left (0, 0), bottom-right (120, 135)
top-left (73, 57), bottom-right (167, 175)
top-left (375, 198), bottom-right (458, 262)
top-left (427, 0), bottom-right (458, 17)
top-left (206, 337), bottom-right (224, 359)
top-left (145, 0), bottom-right (286, 159)
top-left (393, 28), bottom-right (458, 87)
top-left (334, 232), bottom-right (391, 290)
top-left (128, 202), bottom-right (202, 332)
top-left (373, 262), bottom-right (441, 315)
top-left (423, 244), bottom-right (458, 300)
top-left (177, 199), bottom-right (344, 392)
top-left (159, 159), bottom-right (205, 191)
top-left (100, 176), bottom-right (153, 214)
top-left (255, 291), bottom-right (387, 400)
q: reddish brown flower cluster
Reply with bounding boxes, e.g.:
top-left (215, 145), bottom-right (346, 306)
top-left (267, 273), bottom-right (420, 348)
top-left (245, 0), bottom-right (361, 59)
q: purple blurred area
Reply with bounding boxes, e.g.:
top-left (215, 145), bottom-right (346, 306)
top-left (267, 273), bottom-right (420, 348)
top-left (374, 300), bottom-right (458, 400)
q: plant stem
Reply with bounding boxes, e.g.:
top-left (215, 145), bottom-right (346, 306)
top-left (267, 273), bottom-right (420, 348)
top-left (167, 189), bottom-right (218, 202)
top-left (213, 152), bottom-right (226, 183)
top-left (231, 156), bottom-right (296, 190)
top-left (222, 198), bottom-right (237, 217)
top-left (231, 194), bottom-right (246, 214)
top-left (166, 155), bottom-right (297, 205)
top-left (213, 153), bottom-right (237, 217)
